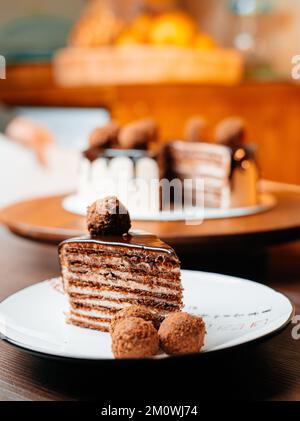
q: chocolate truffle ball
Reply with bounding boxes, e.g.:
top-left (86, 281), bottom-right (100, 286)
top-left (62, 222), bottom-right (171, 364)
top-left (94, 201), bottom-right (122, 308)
top-left (110, 305), bottom-right (162, 334)
top-left (87, 196), bottom-right (131, 236)
top-left (111, 317), bottom-right (159, 359)
top-left (88, 122), bottom-right (120, 149)
top-left (184, 116), bottom-right (207, 142)
top-left (118, 118), bottom-right (158, 150)
top-left (158, 312), bottom-right (205, 355)
top-left (215, 117), bottom-right (245, 149)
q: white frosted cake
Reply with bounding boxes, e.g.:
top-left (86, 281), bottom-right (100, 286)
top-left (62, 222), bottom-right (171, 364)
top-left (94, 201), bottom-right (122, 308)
top-left (79, 149), bottom-right (160, 214)
top-left (77, 119), bottom-right (160, 215)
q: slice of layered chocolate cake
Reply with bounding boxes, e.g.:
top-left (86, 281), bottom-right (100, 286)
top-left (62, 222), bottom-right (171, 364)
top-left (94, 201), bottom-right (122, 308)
top-left (165, 117), bottom-right (258, 209)
top-left (59, 196), bottom-right (182, 332)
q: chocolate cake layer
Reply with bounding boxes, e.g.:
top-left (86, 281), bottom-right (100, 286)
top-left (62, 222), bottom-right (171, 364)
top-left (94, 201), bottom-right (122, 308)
top-left (166, 141), bottom-right (233, 209)
top-left (67, 312), bottom-right (110, 332)
top-left (59, 231), bottom-right (183, 331)
top-left (70, 294), bottom-right (180, 312)
top-left (63, 257), bottom-right (180, 282)
top-left (64, 271), bottom-right (181, 292)
top-left (64, 251), bottom-right (180, 275)
top-left (68, 284), bottom-right (181, 301)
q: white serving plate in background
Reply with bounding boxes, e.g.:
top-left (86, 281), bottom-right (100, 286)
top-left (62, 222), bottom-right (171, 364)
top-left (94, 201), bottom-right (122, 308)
top-left (62, 193), bottom-right (276, 222)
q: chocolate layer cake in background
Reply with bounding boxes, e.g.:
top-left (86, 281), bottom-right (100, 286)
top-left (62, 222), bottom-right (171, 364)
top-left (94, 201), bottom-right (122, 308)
top-left (59, 197), bottom-right (183, 332)
top-left (165, 117), bottom-right (259, 209)
top-left (166, 141), bottom-right (232, 209)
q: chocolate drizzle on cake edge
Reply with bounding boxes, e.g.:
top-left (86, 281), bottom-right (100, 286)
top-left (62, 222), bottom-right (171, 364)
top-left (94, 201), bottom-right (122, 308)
top-left (59, 231), bottom-right (175, 256)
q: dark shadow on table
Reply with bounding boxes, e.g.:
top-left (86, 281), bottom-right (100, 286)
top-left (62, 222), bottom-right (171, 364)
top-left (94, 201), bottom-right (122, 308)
top-left (179, 249), bottom-right (269, 283)
top-left (14, 327), bottom-right (294, 401)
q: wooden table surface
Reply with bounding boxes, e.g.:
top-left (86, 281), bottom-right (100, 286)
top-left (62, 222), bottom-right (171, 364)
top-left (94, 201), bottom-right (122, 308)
top-left (0, 227), bottom-right (300, 401)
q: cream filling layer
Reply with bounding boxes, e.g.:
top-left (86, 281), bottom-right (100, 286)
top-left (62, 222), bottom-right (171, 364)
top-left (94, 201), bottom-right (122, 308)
top-left (65, 273), bottom-right (181, 296)
top-left (64, 268), bottom-right (180, 288)
top-left (69, 313), bottom-right (109, 328)
top-left (69, 286), bottom-right (180, 305)
top-left (72, 297), bottom-right (178, 309)
top-left (71, 308), bottom-right (114, 319)
top-left (71, 305), bottom-right (170, 319)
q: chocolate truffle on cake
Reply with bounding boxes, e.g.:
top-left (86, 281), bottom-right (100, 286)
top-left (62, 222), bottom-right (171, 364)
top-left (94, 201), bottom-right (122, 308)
top-left (158, 312), bottom-right (205, 355)
top-left (215, 117), bottom-right (245, 149)
top-left (88, 121), bottom-right (120, 149)
top-left (110, 305), bottom-right (162, 334)
top-left (184, 116), bottom-right (207, 143)
top-left (118, 118), bottom-right (158, 150)
top-left (87, 196), bottom-right (131, 237)
top-left (111, 317), bottom-right (159, 359)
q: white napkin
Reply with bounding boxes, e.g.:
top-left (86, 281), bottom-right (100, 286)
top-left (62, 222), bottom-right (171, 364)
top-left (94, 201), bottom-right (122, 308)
top-left (0, 134), bottom-right (80, 207)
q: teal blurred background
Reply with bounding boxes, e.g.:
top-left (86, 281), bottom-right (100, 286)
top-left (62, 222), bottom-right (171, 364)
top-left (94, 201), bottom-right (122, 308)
top-left (0, 0), bottom-right (298, 76)
top-left (0, 0), bottom-right (84, 63)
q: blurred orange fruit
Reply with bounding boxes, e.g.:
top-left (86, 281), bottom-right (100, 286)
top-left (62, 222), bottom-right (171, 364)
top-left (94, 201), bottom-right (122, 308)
top-left (130, 14), bottom-right (153, 43)
top-left (115, 29), bottom-right (142, 45)
top-left (149, 12), bottom-right (198, 46)
top-left (194, 33), bottom-right (217, 50)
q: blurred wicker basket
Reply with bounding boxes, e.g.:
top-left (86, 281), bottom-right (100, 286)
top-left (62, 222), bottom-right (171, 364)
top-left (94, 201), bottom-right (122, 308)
top-left (54, 45), bottom-right (244, 86)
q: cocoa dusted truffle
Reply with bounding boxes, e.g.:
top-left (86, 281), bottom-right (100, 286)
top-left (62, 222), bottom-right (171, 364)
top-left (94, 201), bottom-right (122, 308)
top-left (158, 312), bottom-right (205, 355)
top-left (184, 116), bottom-right (207, 142)
top-left (88, 122), bottom-right (120, 149)
top-left (118, 118), bottom-right (158, 150)
top-left (215, 117), bottom-right (246, 149)
top-left (110, 305), bottom-right (162, 334)
top-left (111, 317), bottom-right (159, 359)
top-left (83, 146), bottom-right (102, 162)
top-left (87, 196), bottom-right (131, 236)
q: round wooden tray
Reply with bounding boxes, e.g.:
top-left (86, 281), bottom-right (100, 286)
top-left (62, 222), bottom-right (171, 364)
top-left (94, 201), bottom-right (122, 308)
top-left (1, 185), bottom-right (300, 252)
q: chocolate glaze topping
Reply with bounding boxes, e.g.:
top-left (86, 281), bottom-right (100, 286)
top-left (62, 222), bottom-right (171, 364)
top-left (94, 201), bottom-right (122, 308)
top-left (59, 230), bottom-right (175, 255)
top-left (83, 148), bottom-right (156, 163)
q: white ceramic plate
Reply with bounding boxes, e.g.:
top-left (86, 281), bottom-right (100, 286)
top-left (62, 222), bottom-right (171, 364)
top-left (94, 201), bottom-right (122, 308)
top-left (0, 271), bottom-right (293, 361)
top-left (62, 193), bottom-right (277, 222)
